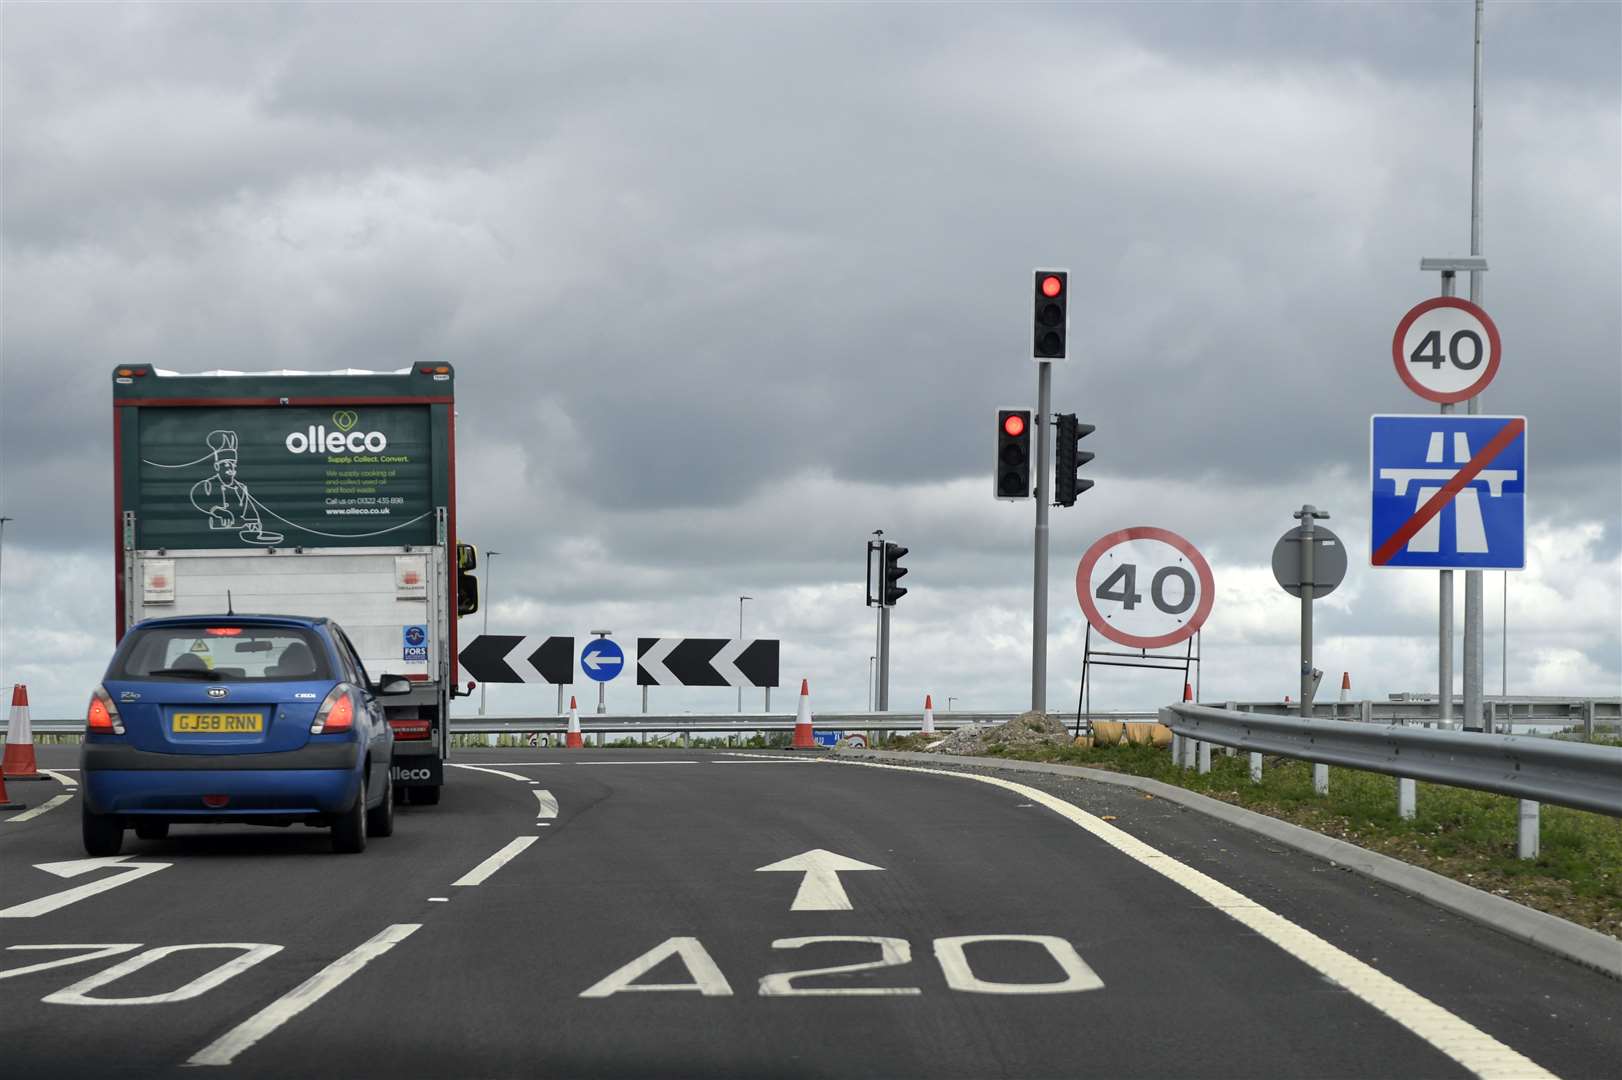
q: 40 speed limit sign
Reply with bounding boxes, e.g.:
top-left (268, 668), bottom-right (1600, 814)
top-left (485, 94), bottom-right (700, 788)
top-left (1076, 527), bottom-right (1215, 649)
top-left (1392, 297), bottom-right (1501, 404)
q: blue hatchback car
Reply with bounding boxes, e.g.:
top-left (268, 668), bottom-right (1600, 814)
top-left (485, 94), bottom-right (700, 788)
top-left (81, 614), bottom-right (403, 855)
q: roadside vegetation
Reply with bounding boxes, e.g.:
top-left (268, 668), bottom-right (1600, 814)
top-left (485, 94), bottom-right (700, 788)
top-left (884, 735), bottom-right (1621, 938)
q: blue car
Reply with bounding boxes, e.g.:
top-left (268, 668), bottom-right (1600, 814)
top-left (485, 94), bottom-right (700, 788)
top-left (81, 614), bottom-right (403, 855)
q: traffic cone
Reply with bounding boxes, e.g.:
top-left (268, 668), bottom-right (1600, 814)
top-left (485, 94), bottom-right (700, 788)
top-left (1183, 682), bottom-right (1194, 703)
top-left (3, 684), bottom-right (42, 780)
top-left (1340, 672), bottom-right (1352, 704)
top-left (790, 679), bottom-right (816, 749)
top-left (564, 697), bottom-right (584, 749)
top-left (921, 695), bottom-right (935, 736)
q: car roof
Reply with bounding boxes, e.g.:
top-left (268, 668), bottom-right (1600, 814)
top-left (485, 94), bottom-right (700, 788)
top-left (130, 614), bottom-right (333, 631)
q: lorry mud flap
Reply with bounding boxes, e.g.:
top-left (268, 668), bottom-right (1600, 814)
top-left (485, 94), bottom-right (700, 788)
top-left (389, 755), bottom-right (443, 787)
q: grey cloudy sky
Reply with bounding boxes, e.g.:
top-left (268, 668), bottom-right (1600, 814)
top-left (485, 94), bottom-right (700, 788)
top-left (2, 2), bottom-right (1618, 719)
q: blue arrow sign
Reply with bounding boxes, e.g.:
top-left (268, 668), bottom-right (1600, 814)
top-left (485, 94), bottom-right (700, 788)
top-left (580, 638), bottom-right (625, 683)
top-left (1370, 414), bottom-right (1526, 570)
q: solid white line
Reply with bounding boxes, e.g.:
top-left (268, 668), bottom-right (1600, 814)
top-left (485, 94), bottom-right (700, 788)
top-left (41, 769), bottom-right (79, 788)
top-left (186, 924), bottom-right (420, 1067)
top-left (4, 793), bottom-right (75, 823)
top-left (836, 759), bottom-right (1559, 1080)
top-left (572, 760), bottom-right (699, 766)
top-left (712, 760), bottom-right (817, 765)
top-left (453, 761), bottom-right (562, 767)
top-left (452, 837), bottom-right (538, 887)
top-left (444, 763), bottom-right (534, 782)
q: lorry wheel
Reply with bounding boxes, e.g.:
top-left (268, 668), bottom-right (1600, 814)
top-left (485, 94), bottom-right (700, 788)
top-left (83, 804), bottom-right (124, 856)
top-left (410, 785), bottom-right (441, 806)
top-left (332, 783), bottom-right (367, 854)
top-left (134, 820), bottom-right (170, 841)
top-left (365, 773), bottom-right (394, 837)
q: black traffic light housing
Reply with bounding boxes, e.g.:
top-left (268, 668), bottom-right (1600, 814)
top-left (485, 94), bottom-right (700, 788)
top-left (1054, 414), bottom-right (1096, 507)
top-left (456, 542), bottom-right (480, 617)
top-left (996, 409), bottom-right (1032, 500)
top-left (1033, 270), bottom-right (1068, 359)
top-left (882, 543), bottom-right (909, 605)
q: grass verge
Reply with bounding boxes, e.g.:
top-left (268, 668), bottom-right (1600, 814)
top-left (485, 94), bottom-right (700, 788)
top-left (892, 737), bottom-right (1622, 938)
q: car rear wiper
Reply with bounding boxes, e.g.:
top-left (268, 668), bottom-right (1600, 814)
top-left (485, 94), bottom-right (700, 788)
top-left (144, 667), bottom-right (222, 679)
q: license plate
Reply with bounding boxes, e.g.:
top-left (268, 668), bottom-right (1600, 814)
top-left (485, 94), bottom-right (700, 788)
top-left (172, 712), bottom-right (264, 734)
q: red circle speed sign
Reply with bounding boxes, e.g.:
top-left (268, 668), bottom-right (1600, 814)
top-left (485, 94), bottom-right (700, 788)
top-left (1076, 527), bottom-right (1215, 649)
top-left (1392, 297), bottom-right (1501, 404)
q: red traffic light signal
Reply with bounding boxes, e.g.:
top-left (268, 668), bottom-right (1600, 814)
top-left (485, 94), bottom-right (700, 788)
top-left (1003, 413), bottom-right (1026, 438)
top-left (996, 408), bottom-right (1032, 500)
top-left (1033, 269), bottom-right (1068, 359)
top-left (1041, 275), bottom-right (1063, 298)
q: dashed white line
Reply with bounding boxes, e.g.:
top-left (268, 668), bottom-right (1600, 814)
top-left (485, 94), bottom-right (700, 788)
top-left (533, 790), bottom-right (558, 819)
top-left (4, 793), bottom-right (75, 823)
top-left (572, 760), bottom-right (699, 766)
top-left (444, 763), bottom-right (535, 782)
top-left (41, 769), bottom-right (79, 788)
top-left (186, 924), bottom-right (420, 1066)
top-left (452, 837), bottom-right (538, 887)
top-left (837, 758), bottom-right (1560, 1080)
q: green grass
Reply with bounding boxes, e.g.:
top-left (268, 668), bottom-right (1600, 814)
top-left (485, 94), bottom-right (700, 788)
top-left (972, 741), bottom-right (1622, 937)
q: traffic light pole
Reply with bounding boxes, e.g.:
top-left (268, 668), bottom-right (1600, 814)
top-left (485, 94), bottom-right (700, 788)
top-left (1031, 359), bottom-right (1052, 713)
top-left (877, 604), bottom-right (892, 711)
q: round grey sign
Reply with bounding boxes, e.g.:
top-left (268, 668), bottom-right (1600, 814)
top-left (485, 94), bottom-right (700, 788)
top-left (1271, 525), bottom-right (1348, 599)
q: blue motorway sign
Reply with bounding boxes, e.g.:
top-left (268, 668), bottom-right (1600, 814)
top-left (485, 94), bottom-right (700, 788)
top-left (580, 638), bottom-right (625, 682)
top-left (1370, 414), bottom-right (1526, 570)
top-left (813, 730), bottom-right (841, 748)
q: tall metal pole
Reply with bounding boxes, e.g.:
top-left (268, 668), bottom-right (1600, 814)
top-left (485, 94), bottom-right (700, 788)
top-left (878, 604), bottom-right (892, 710)
top-left (1032, 360), bottom-right (1053, 712)
top-left (478, 550), bottom-right (500, 716)
top-left (1438, 272), bottom-right (1456, 728)
top-left (1299, 513), bottom-right (1315, 717)
top-left (1463, 0), bottom-right (1488, 733)
top-left (867, 656), bottom-right (875, 711)
top-left (0, 517), bottom-right (11, 682)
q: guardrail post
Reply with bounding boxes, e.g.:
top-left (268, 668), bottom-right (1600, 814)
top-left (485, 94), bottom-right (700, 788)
top-left (1397, 778), bottom-right (1416, 820)
top-left (1583, 700), bottom-right (1596, 741)
top-left (1518, 800), bottom-right (1540, 859)
top-left (1171, 732), bottom-right (1182, 763)
top-left (1249, 752), bottom-right (1262, 783)
top-left (1359, 700), bottom-right (1373, 724)
top-left (1197, 740), bottom-right (1211, 775)
top-left (1313, 763), bottom-right (1328, 796)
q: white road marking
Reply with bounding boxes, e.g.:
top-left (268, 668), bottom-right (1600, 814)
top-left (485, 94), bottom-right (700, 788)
top-left (452, 836), bottom-right (538, 887)
top-left (187, 924), bottom-right (420, 1067)
top-left (445, 763), bottom-right (534, 782)
top-left (573, 760), bottom-right (699, 766)
top-left (46, 943), bottom-right (282, 1006)
top-left (755, 848), bottom-right (883, 912)
top-left (837, 759), bottom-right (1560, 1080)
top-left (533, 790), bottom-right (558, 819)
top-left (455, 761), bottom-right (562, 766)
top-left (0, 856), bottom-right (170, 919)
top-left (934, 935), bottom-right (1103, 995)
top-left (579, 937), bottom-right (733, 998)
top-left (41, 769), bottom-right (78, 788)
top-left (4, 793), bottom-right (75, 823)
top-left (0, 944), bottom-right (140, 981)
top-left (759, 937), bottom-right (920, 997)
top-left (712, 759), bottom-right (818, 765)
top-left (427, 897), bottom-right (450, 903)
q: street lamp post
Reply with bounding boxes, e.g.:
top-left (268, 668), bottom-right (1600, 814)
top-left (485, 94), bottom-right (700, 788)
top-left (478, 550), bottom-right (501, 717)
top-left (737, 596), bottom-right (752, 713)
top-left (947, 697), bottom-right (957, 712)
top-left (868, 656), bottom-right (876, 711)
top-left (0, 517), bottom-right (12, 682)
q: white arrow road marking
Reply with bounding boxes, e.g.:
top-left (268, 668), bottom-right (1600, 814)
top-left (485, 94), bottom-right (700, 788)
top-left (445, 763), bottom-right (533, 782)
top-left (638, 637), bottom-right (678, 686)
top-left (533, 790), bottom-right (558, 819)
top-left (188, 924), bottom-right (420, 1067)
top-left (5, 793), bottom-right (75, 823)
top-left (709, 638), bottom-right (750, 687)
top-left (0, 856), bottom-right (171, 919)
top-left (755, 849), bottom-right (883, 911)
top-left (581, 649), bottom-right (623, 672)
top-left (452, 836), bottom-right (538, 887)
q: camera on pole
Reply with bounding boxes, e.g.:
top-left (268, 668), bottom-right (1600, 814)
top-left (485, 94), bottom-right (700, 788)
top-left (1033, 271), bottom-right (1068, 359)
top-left (882, 543), bottom-right (909, 605)
top-left (996, 409), bottom-right (1032, 500)
top-left (1054, 414), bottom-right (1096, 507)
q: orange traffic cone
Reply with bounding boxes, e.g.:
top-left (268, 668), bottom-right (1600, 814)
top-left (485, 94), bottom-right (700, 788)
top-left (0, 770), bottom-right (20, 811)
top-left (921, 694), bottom-right (935, 735)
top-left (564, 697), bottom-right (584, 749)
top-left (1183, 682), bottom-right (1194, 703)
top-left (1340, 672), bottom-right (1352, 703)
top-left (3, 684), bottom-right (42, 780)
top-left (790, 679), bottom-right (816, 749)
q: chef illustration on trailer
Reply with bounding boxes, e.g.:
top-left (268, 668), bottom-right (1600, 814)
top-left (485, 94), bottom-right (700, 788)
top-left (188, 430), bottom-right (284, 545)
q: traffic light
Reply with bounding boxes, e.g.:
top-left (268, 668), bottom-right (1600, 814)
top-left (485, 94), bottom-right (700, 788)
top-left (883, 543), bottom-right (909, 605)
top-left (456, 542), bottom-right (480, 616)
top-left (1054, 414), bottom-right (1096, 507)
top-left (1033, 270), bottom-right (1068, 359)
top-left (996, 409), bottom-right (1032, 500)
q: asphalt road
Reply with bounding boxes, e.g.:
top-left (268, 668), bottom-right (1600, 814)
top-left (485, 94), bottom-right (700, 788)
top-left (1, 745), bottom-right (1617, 1079)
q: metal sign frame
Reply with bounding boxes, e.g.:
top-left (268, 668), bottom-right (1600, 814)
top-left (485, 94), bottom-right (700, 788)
top-left (1072, 624), bottom-right (1201, 738)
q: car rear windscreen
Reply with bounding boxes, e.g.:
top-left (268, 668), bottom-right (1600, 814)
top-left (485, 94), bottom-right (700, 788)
top-left (110, 625), bottom-right (334, 682)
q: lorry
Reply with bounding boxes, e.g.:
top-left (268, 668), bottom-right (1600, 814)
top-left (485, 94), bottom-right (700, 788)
top-left (111, 363), bottom-right (476, 804)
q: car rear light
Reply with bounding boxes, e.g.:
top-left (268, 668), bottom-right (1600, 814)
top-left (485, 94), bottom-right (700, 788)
top-left (388, 718), bottom-right (432, 741)
top-left (87, 687), bottom-right (125, 735)
top-left (310, 687), bottom-right (356, 734)
top-left (203, 795), bottom-right (229, 808)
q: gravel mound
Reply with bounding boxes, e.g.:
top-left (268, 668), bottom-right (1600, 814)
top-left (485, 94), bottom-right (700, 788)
top-left (930, 710), bottom-right (1071, 756)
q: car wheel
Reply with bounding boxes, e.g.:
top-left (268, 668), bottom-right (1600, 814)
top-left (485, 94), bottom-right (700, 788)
top-left (366, 771), bottom-right (394, 838)
top-left (83, 803), bottom-right (124, 856)
top-left (134, 820), bottom-right (170, 841)
top-left (410, 784), bottom-right (441, 806)
top-left (332, 781), bottom-right (367, 854)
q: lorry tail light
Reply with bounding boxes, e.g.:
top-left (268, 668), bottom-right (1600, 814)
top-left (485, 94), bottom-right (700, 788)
top-left (388, 718), bottom-right (432, 741)
top-left (310, 687), bottom-right (355, 734)
top-left (87, 687), bottom-right (125, 735)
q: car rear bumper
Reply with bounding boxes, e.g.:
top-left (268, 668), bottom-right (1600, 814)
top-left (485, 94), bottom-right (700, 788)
top-left (82, 741), bottom-right (361, 771)
top-left (82, 766), bottom-right (362, 816)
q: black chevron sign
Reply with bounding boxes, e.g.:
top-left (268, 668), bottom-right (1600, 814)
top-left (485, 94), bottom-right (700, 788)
top-left (636, 638), bottom-right (779, 688)
top-left (459, 635), bottom-right (575, 684)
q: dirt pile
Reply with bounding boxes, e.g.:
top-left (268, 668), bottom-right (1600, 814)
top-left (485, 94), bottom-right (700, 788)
top-left (930, 711), bottom-right (1071, 756)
